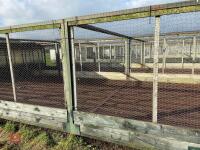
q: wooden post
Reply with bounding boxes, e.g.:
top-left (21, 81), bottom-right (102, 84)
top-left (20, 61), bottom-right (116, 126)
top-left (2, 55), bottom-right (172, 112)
top-left (78, 43), bottom-right (83, 72)
top-left (114, 45), bottom-right (116, 60)
top-left (162, 38), bottom-right (167, 74)
top-left (152, 16), bottom-right (160, 123)
top-left (182, 40), bottom-right (185, 69)
top-left (140, 42), bottom-right (145, 67)
top-left (32, 49), bottom-right (35, 63)
top-left (102, 46), bottom-right (105, 60)
top-left (24, 49), bottom-right (29, 73)
top-left (60, 20), bottom-right (80, 134)
top-left (21, 49), bottom-right (25, 66)
top-left (43, 48), bottom-right (47, 66)
top-left (192, 36), bottom-right (196, 75)
top-left (28, 50), bottom-right (31, 64)
top-left (136, 45), bottom-right (138, 59)
top-left (110, 44), bottom-right (112, 64)
top-left (55, 43), bottom-right (61, 79)
top-left (5, 33), bottom-right (17, 102)
top-left (37, 49), bottom-right (42, 74)
top-left (97, 43), bottom-right (101, 72)
top-left (41, 48), bottom-right (45, 64)
top-left (12, 49), bottom-right (16, 66)
top-left (93, 46), bottom-right (96, 64)
top-left (150, 43), bottom-right (153, 59)
top-left (125, 39), bottom-right (131, 76)
top-left (143, 42), bottom-right (146, 65)
top-left (4, 47), bottom-right (9, 69)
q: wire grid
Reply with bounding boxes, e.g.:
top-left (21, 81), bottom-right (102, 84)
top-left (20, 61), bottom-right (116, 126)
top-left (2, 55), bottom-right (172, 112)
top-left (74, 17), bottom-right (154, 122)
top-left (0, 36), bottom-right (13, 101)
top-left (158, 12), bottom-right (200, 129)
top-left (3, 28), bottom-right (65, 108)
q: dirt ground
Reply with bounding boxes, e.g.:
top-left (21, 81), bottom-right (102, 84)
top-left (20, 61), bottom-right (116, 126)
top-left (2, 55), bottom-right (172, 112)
top-left (0, 77), bottom-right (200, 129)
top-left (76, 78), bottom-right (200, 129)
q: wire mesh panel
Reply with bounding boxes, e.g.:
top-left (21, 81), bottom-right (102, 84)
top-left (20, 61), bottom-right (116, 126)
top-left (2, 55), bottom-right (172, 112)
top-left (0, 36), bottom-right (13, 101)
top-left (8, 29), bottom-right (65, 108)
top-left (74, 17), bottom-right (155, 122)
top-left (158, 12), bottom-right (200, 129)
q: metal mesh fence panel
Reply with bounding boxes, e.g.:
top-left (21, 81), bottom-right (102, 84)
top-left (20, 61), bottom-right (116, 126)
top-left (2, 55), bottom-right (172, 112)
top-left (74, 17), bottom-right (155, 122)
top-left (0, 36), bottom-right (13, 101)
top-left (7, 29), bottom-right (65, 108)
top-left (158, 12), bottom-right (200, 129)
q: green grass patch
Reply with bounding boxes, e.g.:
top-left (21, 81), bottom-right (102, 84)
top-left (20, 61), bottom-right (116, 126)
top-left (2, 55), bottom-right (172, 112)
top-left (0, 121), bottom-right (133, 150)
top-left (45, 53), bottom-right (56, 67)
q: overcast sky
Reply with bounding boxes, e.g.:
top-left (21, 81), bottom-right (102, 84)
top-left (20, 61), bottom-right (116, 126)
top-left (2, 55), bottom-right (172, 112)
top-left (0, 0), bottom-right (184, 27)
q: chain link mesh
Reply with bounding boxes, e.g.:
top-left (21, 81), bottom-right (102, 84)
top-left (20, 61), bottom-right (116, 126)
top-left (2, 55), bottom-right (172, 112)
top-left (74, 17), bottom-right (155, 122)
top-left (0, 29), bottom-right (65, 108)
top-left (0, 7), bottom-right (200, 130)
top-left (0, 37), bottom-right (13, 101)
top-left (157, 12), bottom-right (200, 129)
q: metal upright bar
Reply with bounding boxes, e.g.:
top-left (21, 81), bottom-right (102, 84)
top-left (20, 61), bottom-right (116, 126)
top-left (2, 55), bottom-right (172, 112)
top-left (5, 33), bottom-right (17, 102)
top-left (70, 27), bottom-right (78, 111)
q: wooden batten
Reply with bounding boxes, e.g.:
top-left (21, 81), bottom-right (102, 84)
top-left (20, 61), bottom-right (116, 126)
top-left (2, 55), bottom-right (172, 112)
top-left (0, 100), bottom-right (68, 131)
top-left (0, 1), bottom-right (199, 33)
top-left (74, 111), bottom-right (200, 150)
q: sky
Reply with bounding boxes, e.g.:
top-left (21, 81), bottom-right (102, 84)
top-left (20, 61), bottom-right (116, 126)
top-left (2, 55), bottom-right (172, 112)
top-left (0, 0), bottom-right (184, 27)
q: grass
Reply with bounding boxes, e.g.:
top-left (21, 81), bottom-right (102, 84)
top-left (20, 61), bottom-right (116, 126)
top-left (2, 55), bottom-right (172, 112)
top-left (0, 120), bottom-right (134, 150)
top-left (45, 53), bottom-right (56, 67)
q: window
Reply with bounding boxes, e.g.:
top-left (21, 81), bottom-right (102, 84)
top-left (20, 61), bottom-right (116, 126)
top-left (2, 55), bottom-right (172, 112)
top-left (99, 47), bottom-right (104, 59)
top-left (87, 47), bottom-right (94, 59)
top-left (104, 46), bottom-right (110, 59)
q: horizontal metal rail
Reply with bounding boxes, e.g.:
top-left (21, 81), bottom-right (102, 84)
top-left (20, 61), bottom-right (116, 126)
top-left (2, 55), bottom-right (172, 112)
top-left (78, 24), bottom-right (144, 42)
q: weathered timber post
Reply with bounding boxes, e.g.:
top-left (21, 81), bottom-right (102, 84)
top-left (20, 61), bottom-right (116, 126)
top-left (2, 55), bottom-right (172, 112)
top-left (24, 49), bottom-right (29, 77)
top-left (97, 43), bottom-right (101, 72)
top-left (93, 45), bottom-right (97, 66)
top-left (141, 42), bottom-right (145, 67)
top-left (150, 43), bottom-right (153, 59)
top-left (162, 38), bottom-right (167, 74)
top-left (13, 48), bottom-right (16, 66)
top-left (78, 43), bottom-right (83, 72)
top-left (60, 20), bottom-right (80, 134)
top-left (37, 49), bottom-right (42, 74)
top-left (152, 16), bottom-right (160, 123)
top-left (55, 43), bottom-right (62, 79)
top-left (32, 49), bottom-right (35, 63)
top-left (136, 45), bottom-right (138, 59)
top-left (5, 33), bottom-right (17, 102)
top-left (125, 39), bottom-right (131, 76)
top-left (114, 45), bottom-right (116, 61)
top-left (182, 40), bottom-right (185, 69)
top-left (110, 44), bottom-right (112, 64)
top-left (192, 36), bottom-right (196, 75)
top-left (43, 48), bottom-right (46, 66)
